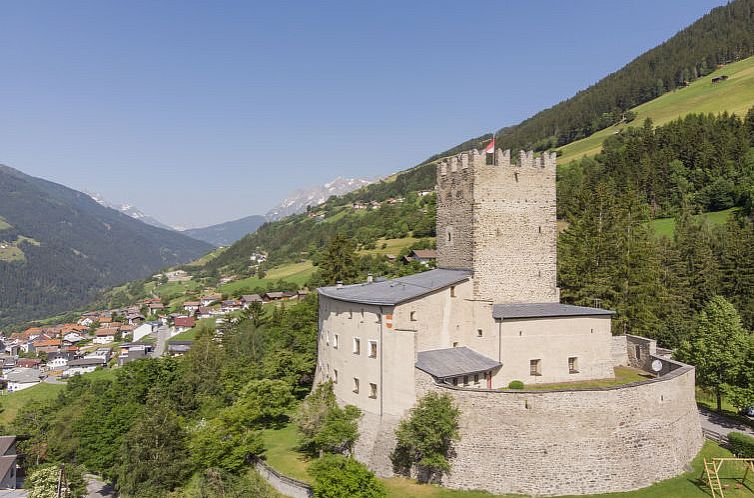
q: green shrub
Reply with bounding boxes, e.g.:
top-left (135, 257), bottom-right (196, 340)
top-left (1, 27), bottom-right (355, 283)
top-left (729, 431), bottom-right (754, 457)
top-left (309, 454), bottom-right (386, 498)
top-left (508, 380), bottom-right (524, 390)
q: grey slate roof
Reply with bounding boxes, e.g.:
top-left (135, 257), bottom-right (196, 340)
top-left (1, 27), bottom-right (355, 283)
top-left (415, 347), bottom-right (501, 379)
top-left (4, 368), bottom-right (41, 384)
top-left (492, 303), bottom-right (615, 320)
top-left (318, 269), bottom-right (471, 306)
top-left (68, 357), bottom-right (106, 367)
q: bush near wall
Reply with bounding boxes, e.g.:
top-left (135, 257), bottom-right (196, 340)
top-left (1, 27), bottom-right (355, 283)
top-left (508, 380), bottom-right (524, 390)
top-left (728, 432), bottom-right (754, 457)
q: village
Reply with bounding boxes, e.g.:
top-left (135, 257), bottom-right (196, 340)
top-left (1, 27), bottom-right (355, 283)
top-left (0, 285), bottom-right (310, 393)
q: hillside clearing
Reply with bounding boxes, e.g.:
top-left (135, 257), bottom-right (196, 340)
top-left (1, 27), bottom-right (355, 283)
top-left (650, 208), bottom-right (737, 239)
top-left (359, 237), bottom-right (425, 256)
top-left (0, 216), bottom-right (11, 231)
top-left (558, 56), bottom-right (754, 165)
top-left (0, 382), bottom-right (64, 424)
top-left (219, 261), bottom-right (315, 294)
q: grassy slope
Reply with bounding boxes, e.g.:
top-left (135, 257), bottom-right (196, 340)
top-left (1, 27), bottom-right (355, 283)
top-left (0, 382), bottom-right (64, 424)
top-left (650, 208), bottom-right (737, 239)
top-left (259, 422), bottom-right (744, 498)
top-left (558, 56), bottom-right (754, 165)
top-left (219, 261), bottom-right (316, 294)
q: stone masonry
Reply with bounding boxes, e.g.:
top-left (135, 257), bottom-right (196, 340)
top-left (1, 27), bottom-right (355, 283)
top-left (436, 149), bottom-right (558, 303)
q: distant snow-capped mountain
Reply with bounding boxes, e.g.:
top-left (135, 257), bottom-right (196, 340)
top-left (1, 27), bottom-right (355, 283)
top-left (265, 176), bottom-right (374, 220)
top-left (85, 192), bottom-right (176, 231)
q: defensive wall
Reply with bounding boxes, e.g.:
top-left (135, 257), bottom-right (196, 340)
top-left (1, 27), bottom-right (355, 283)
top-left (351, 335), bottom-right (704, 497)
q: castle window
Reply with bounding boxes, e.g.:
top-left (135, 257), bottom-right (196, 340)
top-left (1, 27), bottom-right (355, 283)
top-left (325, 332), bottom-right (330, 346)
top-left (452, 377), bottom-right (458, 386)
top-left (349, 311), bottom-right (353, 319)
top-left (474, 374), bottom-right (480, 385)
top-left (463, 375), bottom-right (469, 386)
top-left (353, 378), bottom-right (359, 394)
top-left (369, 383), bottom-right (378, 399)
top-left (568, 357), bottom-right (579, 374)
top-left (635, 345), bottom-right (642, 361)
top-left (333, 369), bottom-right (338, 384)
top-left (450, 286), bottom-right (456, 298)
top-left (447, 231), bottom-right (452, 242)
top-left (477, 329), bottom-right (483, 337)
top-left (530, 359), bottom-right (542, 376)
top-left (353, 338), bottom-right (361, 355)
top-left (368, 340), bottom-right (378, 358)
top-left (410, 311), bottom-right (417, 321)
top-left (452, 341), bottom-right (459, 348)
top-left (538, 225), bottom-right (542, 234)
top-left (333, 334), bottom-right (339, 349)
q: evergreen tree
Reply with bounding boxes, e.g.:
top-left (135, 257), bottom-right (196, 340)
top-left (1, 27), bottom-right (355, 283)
top-left (676, 296), bottom-right (752, 412)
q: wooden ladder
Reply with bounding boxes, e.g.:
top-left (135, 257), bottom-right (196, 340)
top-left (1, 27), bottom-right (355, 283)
top-left (704, 458), bottom-right (724, 498)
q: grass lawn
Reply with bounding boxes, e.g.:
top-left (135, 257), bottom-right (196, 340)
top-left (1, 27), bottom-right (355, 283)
top-left (650, 208), bottom-right (737, 239)
top-left (220, 261), bottom-right (315, 294)
top-left (558, 56), bottom-right (754, 165)
top-left (0, 382), bottom-right (65, 424)
top-left (170, 328), bottom-right (197, 341)
top-left (154, 280), bottom-right (202, 301)
top-left (359, 237), bottom-right (426, 257)
top-left (524, 366), bottom-right (652, 391)
top-left (258, 422), bottom-right (742, 497)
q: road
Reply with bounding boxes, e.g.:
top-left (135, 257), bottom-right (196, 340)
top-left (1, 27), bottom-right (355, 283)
top-left (84, 474), bottom-right (116, 498)
top-left (698, 406), bottom-right (754, 437)
top-left (152, 325), bottom-right (171, 357)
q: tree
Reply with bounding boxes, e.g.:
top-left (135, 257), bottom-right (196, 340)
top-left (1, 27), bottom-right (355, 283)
top-left (243, 301), bottom-right (267, 328)
top-left (295, 381), bottom-right (361, 456)
top-left (26, 463), bottom-right (86, 498)
top-left (309, 454), bottom-right (386, 498)
top-left (677, 296), bottom-right (753, 412)
top-left (315, 234), bottom-right (359, 285)
top-left (116, 396), bottom-right (192, 497)
top-left (189, 414), bottom-right (263, 473)
top-left (391, 392), bottom-right (460, 483)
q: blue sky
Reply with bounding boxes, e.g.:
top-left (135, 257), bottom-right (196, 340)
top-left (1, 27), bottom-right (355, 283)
top-left (1, 1), bottom-right (728, 227)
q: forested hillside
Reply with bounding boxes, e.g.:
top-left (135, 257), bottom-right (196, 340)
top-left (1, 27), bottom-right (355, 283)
top-left (490, 0), bottom-right (754, 151)
top-left (0, 165), bottom-right (212, 326)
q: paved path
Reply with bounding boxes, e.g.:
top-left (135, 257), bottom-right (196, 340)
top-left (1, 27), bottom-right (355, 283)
top-left (84, 474), bottom-right (116, 498)
top-left (152, 325), bottom-right (171, 357)
top-left (698, 406), bottom-right (754, 437)
top-left (43, 376), bottom-right (67, 385)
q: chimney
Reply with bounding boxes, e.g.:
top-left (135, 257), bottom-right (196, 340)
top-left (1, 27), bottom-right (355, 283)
top-left (336, 281), bottom-right (343, 289)
top-left (367, 273), bottom-right (373, 283)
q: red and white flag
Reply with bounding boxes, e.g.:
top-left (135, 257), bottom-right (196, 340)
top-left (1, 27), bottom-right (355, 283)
top-left (484, 137), bottom-right (495, 154)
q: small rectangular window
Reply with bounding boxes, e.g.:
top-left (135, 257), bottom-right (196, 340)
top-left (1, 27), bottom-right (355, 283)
top-left (450, 286), bottom-right (456, 298)
top-left (353, 378), bottom-right (359, 394)
top-left (474, 374), bottom-right (479, 385)
top-left (452, 377), bottom-right (458, 386)
top-left (463, 375), bottom-right (469, 386)
top-left (353, 338), bottom-right (361, 355)
top-left (333, 369), bottom-right (338, 384)
top-left (410, 311), bottom-right (417, 321)
top-left (368, 340), bottom-right (377, 358)
top-left (325, 332), bottom-right (330, 346)
top-left (333, 334), bottom-right (339, 349)
top-left (635, 344), bottom-right (642, 360)
top-left (568, 357), bottom-right (579, 374)
top-left (530, 359), bottom-right (542, 376)
top-left (369, 383), bottom-right (377, 399)
top-left (477, 329), bottom-right (483, 337)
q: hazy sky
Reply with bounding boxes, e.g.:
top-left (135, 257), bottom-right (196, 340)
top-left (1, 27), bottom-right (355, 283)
top-left (1, 1), bottom-right (728, 228)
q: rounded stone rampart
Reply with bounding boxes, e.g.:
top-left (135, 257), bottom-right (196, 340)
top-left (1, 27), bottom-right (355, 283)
top-left (352, 362), bottom-right (703, 497)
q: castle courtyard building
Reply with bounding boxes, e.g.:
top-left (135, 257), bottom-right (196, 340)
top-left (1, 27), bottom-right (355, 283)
top-left (315, 149), bottom-right (703, 496)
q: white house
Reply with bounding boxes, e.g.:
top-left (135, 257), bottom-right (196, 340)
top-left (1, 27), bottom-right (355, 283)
top-left (65, 357), bottom-right (105, 376)
top-left (93, 329), bottom-right (116, 344)
top-left (63, 332), bottom-right (86, 344)
top-left (5, 368), bottom-right (42, 392)
top-left (46, 357), bottom-right (69, 369)
top-left (133, 322), bottom-right (157, 342)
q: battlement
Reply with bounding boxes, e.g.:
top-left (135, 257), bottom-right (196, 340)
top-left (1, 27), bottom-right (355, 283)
top-left (438, 149), bottom-right (556, 177)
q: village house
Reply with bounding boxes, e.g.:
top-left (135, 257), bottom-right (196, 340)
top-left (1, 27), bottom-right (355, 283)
top-left (0, 357), bottom-right (17, 373)
top-left (165, 269), bottom-right (191, 282)
top-left (63, 331), bottom-right (86, 344)
top-left (65, 357), bottom-right (105, 376)
top-left (46, 355), bottom-right (70, 370)
top-left (0, 436), bottom-right (22, 490)
top-left (240, 294), bottom-right (263, 307)
top-left (4, 368), bottom-right (42, 392)
top-left (167, 340), bottom-right (193, 356)
top-left (172, 316), bottom-right (196, 335)
top-left (221, 300), bottom-right (242, 313)
top-left (31, 338), bottom-right (63, 355)
top-left (132, 321), bottom-right (158, 342)
top-left (16, 358), bottom-right (41, 369)
top-left (93, 328), bottom-right (117, 344)
top-left (118, 343), bottom-right (154, 366)
top-left (183, 301), bottom-right (201, 313)
top-left (196, 306), bottom-right (213, 319)
top-left (200, 293), bottom-right (222, 307)
top-left (403, 249), bottom-right (437, 265)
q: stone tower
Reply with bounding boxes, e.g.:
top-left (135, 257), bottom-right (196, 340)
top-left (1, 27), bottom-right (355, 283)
top-left (436, 149), bottom-right (558, 303)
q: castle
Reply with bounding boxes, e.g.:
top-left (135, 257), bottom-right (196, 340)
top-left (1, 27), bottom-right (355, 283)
top-left (314, 149), bottom-right (703, 496)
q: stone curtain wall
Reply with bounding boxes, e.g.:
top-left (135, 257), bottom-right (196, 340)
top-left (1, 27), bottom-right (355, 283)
top-left (352, 353), bottom-right (703, 497)
top-left (611, 335), bottom-right (629, 366)
top-left (626, 334), bottom-right (657, 371)
top-left (253, 457), bottom-right (313, 498)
